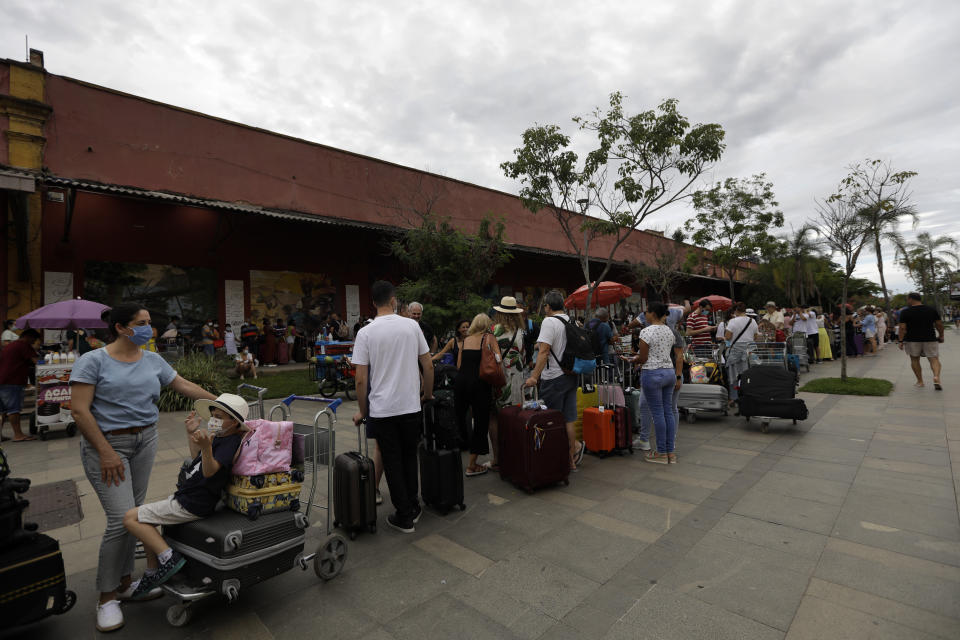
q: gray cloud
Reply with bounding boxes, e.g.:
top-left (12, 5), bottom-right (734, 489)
top-left (3, 0), bottom-right (957, 293)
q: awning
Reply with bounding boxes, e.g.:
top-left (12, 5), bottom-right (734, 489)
top-left (0, 167), bottom-right (36, 192)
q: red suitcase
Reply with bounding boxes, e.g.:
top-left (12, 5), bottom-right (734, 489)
top-left (498, 405), bottom-right (570, 493)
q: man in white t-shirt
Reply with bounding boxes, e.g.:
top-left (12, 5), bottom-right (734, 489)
top-left (723, 303), bottom-right (759, 404)
top-left (524, 290), bottom-right (586, 470)
top-left (352, 281), bottom-right (433, 533)
top-left (763, 302), bottom-right (784, 331)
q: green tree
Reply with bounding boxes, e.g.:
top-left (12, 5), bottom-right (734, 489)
top-left (391, 214), bottom-right (512, 333)
top-left (833, 159), bottom-right (918, 314)
top-left (685, 174), bottom-right (784, 299)
top-left (815, 197), bottom-right (873, 381)
top-left (628, 235), bottom-right (690, 302)
top-left (502, 93), bottom-right (724, 312)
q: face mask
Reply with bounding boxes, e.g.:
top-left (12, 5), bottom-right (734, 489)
top-left (207, 417), bottom-right (223, 434)
top-left (128, 325), bottom-right (153, 346)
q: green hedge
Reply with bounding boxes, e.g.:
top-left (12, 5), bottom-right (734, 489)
top-left (799, 377), bottom-right (893, 396)
top-left (158, 352), bottom-right (231, 412)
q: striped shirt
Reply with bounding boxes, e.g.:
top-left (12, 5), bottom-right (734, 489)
top-left (686, 311), bottom-right (712, 345)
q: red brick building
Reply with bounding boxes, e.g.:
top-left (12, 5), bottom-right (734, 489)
top-left (1, 52), bottom-right (740, 335)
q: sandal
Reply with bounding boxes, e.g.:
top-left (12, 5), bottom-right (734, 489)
top-left (934, 378), bottom-right (942, 391)
top-left (465, 466), bottom-right (488, 477)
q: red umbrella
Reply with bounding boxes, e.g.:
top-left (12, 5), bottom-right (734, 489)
top-left (564, 281), bottom-right (632, 309)
top-left (693, 295), bottom-right (732, 312)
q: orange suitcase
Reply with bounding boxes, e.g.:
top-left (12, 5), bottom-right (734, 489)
top-left (582, 407), bottom-right (616, 455)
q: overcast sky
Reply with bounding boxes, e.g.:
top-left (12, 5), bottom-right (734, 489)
top-left (4, 0), bottom-right (958, 295)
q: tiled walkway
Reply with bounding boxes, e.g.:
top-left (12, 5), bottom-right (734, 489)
top-left (7, 336), bottom-right (960, 639)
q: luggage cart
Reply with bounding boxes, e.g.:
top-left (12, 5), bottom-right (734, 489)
top-left (161, 396), bottom-right (346, 627)
top-left (747, 342), bottom-right (788, 369)
top-left (680, 343), bottom-right (728, 422)
top-left (787, 332), bottom-right (810, 372)
top-left (236, 383), bottom-right (267, 420)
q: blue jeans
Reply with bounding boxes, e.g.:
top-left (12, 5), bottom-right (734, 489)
top-left (638, 378), bottom-right (679, 447)
top-left (203, 343), bottom-right (215, 357)
top-left (641, 368), bottom-right (677, 454)
top-left (80, 427), bottom-right (159, 592)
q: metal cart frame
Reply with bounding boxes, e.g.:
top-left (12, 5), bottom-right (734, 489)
top-left (161, 395), bottom-right (346, 627)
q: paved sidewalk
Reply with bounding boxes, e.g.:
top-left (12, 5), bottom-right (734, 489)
top-left (6, 335), bottom-right (960, 639)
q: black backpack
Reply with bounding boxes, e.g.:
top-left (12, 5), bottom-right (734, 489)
top-left (524, 320), bottom-right (540, 365)
top-left (550, 316), bottom-right (597, 375)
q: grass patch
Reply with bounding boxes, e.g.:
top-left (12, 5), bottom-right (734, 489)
top-left (234, 368), bottom-right (320, 400)
top-left (799, 377), bottom-right (893, 396)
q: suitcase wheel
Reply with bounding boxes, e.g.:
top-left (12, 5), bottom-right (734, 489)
top-left (315, 533), bottom-right (348, 580)
top-left (760, 421), bottom-right (770, 434)
top-left (563, 479), bottom-right (570, 486)
top-left (62, 590), bottom-right (77, 614)
top-left (292, 469), bottom-right (305, 483)
top-left (792, 419), bottom-right (797, 425)
top-left (40, 430), bottom-right (48, 441)
top-left (29, 424), bottom-right (38, 435)
top-left (166, 603), bottom-right (194, 627)
top-left (247, 503), bottom-right (262, 520)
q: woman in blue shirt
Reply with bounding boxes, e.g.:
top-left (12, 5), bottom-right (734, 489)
top-left (70, 303), bottom-right (216, 633)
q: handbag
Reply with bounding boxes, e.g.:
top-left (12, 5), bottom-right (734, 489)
top-left (233, 419), bottom-right (294, 476)
top-left (478, 332), bottom-right (507, 389)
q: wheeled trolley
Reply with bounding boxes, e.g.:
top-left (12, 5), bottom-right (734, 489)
top-left (236, 383), bottom-right (267, 420)
top-left (679, 343), bottom-right (728, 423)
top-left (787, 332), bottom-right (810, 372)
top-left (160, 396), bottom-right (346, 627)
top-left (747, 342), bottom-right (788, 368)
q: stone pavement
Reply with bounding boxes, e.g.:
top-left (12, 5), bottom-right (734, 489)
top-left (5, 335), bottom-right (960, 639)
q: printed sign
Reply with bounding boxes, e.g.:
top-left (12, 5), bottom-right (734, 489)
top-left (36, 365), bottom-right (72, 384)
top-left (39, 385), bottom-right (72, 403)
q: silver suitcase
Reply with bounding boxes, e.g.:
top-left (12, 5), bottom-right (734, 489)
top-left (677, 383), bottom-right (728, 423)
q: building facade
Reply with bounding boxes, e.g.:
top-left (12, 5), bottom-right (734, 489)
top-left (1, 52), bottom-right (743, 336)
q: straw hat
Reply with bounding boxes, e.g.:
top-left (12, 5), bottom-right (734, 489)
top-left (493, 296), bottom-right (523, 314)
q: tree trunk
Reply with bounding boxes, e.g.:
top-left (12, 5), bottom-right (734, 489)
top-left (727, 272), bottom-right (736, 300)
top-left (840, 279), bottom-right (849, 382)
top-left (874, 235), bottom-right (891, 313)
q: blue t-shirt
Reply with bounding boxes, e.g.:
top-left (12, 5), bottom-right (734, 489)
top-left (70, 349), bottom-right (177, 432)
top-left (861, 314), bottom-right (877, 333)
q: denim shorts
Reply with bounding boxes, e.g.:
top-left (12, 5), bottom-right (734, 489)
top-left (540, 374), bottom-right (578, 423)
top-left (0, 385), bottom-right (24, 414)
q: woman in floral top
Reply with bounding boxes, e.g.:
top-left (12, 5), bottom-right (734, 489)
top-left (489, 297), bottom-right (527, 470)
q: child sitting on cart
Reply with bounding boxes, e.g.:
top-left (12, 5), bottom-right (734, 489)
top-left (121, 394), bottom-right (249, 598)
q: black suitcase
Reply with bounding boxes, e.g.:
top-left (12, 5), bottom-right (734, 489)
top-left (419, 401), bottom-right (465, 514)
top-left (164, 508), bottom-right (307, 599)
top-left (738, 365), bottom-right (797, 399)
top-left (738, 396), bottom-right (808, 421)
top-left (426, 389), bottom-right (458, 450)
top-left (332, 426), bottom-right (377, 540)
top-left (0, 532), bottom-right (76, 628)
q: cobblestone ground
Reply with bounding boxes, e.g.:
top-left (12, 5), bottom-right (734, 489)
top-left (6, 335), bottom-right (960, 639)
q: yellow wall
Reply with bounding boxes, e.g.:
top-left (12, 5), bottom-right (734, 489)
top-left (3, 61), bottom-right (48, 320)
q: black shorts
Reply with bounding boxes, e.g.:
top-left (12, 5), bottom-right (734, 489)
top-left (806, 333), bottom-right (820, 348)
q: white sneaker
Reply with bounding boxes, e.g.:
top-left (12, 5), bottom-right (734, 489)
top-left (376, 489), bottom-right (383, 505)
top-left (632, 437), bottom-right (651, 451)
top-left (96, 599), bottom-right (124, 632)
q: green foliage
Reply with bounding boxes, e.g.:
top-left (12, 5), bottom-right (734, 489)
top-left (743, 256), bottom-right (879, 311)
top-left (158, 352), bottom-right (231, 412)
top-left (391, 214), bottom-right (512, 334)
top-left (895, 232), bottom-right (960, 311)
top-left (502, 92), bottom-right (724, 310)
top-left (686, 174), bottom-right (784, 298)
top-left (799, 377), bottom-right (893, 396)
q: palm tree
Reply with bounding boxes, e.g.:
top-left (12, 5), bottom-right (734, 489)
top-left (896, 232), bottom-right (960, 311)
top-left (783, 224), bottom-right (822, 306)
top-left (860, 202), bottom-right (917, 313)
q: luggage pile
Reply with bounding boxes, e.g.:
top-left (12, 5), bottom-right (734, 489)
top-left (677, 342), bottom-right (729, 423)
top-left (583, 365), bottom-right (632, 456)
top-left (737, 365), bottom-right (808, 433)
top-left (225, 418), bottom-right (304, 520)
top-left (0, 447), bottom-right (76, 630)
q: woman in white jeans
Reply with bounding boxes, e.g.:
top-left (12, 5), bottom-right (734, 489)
top-left (71, 303), bottom-right (215, 633)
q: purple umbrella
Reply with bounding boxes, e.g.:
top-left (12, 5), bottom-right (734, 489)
top-left (15, 298), bottom-right (110, 330)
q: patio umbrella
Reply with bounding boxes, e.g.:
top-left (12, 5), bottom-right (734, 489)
top-left (564, 281), bottom-right (632, 309)
top-left (693, 295), bottom-right (733, 312)
top-left (15, 298), bottom-right (110, 330)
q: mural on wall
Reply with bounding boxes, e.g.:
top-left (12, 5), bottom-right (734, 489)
top-left (249, 270), bottom-right (335, 337)
top-left (83, 261), bottom-right (217, 335)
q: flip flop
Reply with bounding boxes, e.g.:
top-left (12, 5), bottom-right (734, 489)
top-left (11, 436), bottom-right (36, 442)
top-left (465, 467), bottom-right (488, 477)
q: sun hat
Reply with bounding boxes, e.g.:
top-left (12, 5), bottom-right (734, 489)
top-left (745, 308), bottom-right (758, 317)
top-left (493, 296), bottom-right (523, 314)
top-left (765, 301), bottom-right (777, 308)
top-left (194, 393), bottom-right (249, 425)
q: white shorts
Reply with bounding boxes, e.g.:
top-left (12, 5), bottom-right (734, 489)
top-left (865, 329), bottom-right (876, 339)
top-left (137, 495), bottom-right (200, 526)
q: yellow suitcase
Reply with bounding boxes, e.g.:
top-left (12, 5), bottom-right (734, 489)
top-left (225, 482), bottom-right (303, 520)
top-left (574, 382), bottom-right (598, 441)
